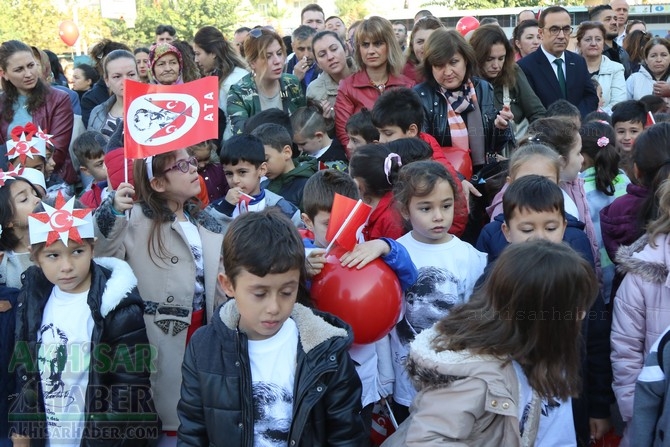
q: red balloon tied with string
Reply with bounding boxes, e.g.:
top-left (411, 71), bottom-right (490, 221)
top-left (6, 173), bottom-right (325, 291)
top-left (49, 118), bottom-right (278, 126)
top-left (59, 21), bottom-right (79, 47)
top-left (311, 245), bottom-right (402, 344)
top-left (456, 16), bottom-right (480, 38)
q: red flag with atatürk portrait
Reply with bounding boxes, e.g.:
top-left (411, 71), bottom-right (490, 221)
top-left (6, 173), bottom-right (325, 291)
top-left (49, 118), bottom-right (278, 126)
top-left (123, 77), bottom-right (219, 159)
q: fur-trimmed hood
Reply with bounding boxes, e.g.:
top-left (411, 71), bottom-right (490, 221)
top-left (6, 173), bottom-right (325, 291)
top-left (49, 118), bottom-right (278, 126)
top-left (616, 233), bottom-right (670, 285)
top-left (93, 257), bottom-right (139, 317)
top-left (407, 325), bottom-right (510, 392)
top-left (217, 300), bottom-right (350, 354)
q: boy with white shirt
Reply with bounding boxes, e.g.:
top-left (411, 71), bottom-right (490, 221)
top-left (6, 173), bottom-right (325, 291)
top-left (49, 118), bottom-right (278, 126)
top-left (10, 192), bottom-right (159, 446)
top-left (177, 208), bottom-right (366, 446)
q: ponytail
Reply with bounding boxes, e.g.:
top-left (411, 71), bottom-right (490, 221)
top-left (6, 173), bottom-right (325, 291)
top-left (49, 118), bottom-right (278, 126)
top-left (580, 121), bottom-right (619, 196)
top-left (349, 143), bottom-right (399, 198)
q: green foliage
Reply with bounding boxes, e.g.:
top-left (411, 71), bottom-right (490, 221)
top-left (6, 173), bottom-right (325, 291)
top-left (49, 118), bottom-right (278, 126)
top-left (335, 0), bottom-right (368, 25)
top-left (104, 0), bottom-right (241, 48)
top-left (0, 0), bottom-right (76, 53)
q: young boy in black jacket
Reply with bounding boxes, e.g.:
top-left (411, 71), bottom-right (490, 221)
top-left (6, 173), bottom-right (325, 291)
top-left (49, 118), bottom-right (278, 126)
top-left (10, 193), bottom-right (159, 446)
top-left (177, 208), bottom-right (366, 446)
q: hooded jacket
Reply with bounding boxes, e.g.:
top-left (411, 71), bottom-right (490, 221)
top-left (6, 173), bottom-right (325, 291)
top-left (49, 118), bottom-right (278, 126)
top-left (381, 326), bottom-right (540, 447)
top-left (262, 156), bottom-right (318, 209)
top-left (593, 55), bottom-right (627, 113)
top-left (476, 212), bottom-right (595, 264)
top-left (612, 234), bottom-right (670, 425)
top-left (600, 183), bottom-right (650, 263)
top-left (177, 300), bottom-right (366, 446)
top-left (0, 286), bottom-right (19, 446)
top-left (11, 257), bottom-right (160, 446)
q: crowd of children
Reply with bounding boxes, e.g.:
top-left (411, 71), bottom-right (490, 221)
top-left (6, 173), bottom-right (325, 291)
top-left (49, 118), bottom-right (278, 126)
top-left (6, 22), bottom-right (670, 447)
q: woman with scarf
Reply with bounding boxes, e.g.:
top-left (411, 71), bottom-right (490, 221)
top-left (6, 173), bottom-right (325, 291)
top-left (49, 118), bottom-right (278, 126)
top-left (414, 28), bottom-right (514, 172)
top-left (150, 42), bottom-right (189, 86)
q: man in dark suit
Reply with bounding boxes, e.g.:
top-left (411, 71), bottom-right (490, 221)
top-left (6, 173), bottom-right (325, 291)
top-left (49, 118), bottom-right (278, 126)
top-left (518, 6), bottom-right (599, 117)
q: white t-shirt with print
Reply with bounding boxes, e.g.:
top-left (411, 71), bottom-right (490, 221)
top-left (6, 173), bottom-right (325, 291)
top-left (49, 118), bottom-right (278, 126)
top-left (513, 361), bottom-right (576, 446)
top-left (178, 220), bottom-right (205, 311)
top-left (391, 233), bottom-right (487, 406)
top-left (248, 317), bottom-right (298, 447)
top-left (38, 286), bottom-right (94, 446)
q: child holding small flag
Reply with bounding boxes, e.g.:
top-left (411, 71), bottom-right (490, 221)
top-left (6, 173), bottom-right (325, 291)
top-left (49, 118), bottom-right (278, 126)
top-left (10, 192), bottom-right (159, 446)
top-left (206, 134), bottom-right (301, 228)
top-left (93, 149), bottom-right (226, 442)
top-left (301, 169), bottom-right (417, 441)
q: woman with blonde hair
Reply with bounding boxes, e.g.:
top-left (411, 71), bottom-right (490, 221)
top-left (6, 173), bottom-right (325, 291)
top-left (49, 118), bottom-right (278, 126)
top-left (335, 16), bottom-right (414, 147)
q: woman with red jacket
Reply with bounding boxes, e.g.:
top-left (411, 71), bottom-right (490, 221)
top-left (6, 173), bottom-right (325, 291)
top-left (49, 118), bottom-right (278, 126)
top-left (0, 40), bottom-right (76, 184)
top-left (335, 16), bottom-right (414, 150)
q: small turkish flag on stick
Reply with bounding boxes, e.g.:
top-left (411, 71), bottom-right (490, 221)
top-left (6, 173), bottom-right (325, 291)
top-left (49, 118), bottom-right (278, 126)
top-left (325, 194), bottom-right (372, 254)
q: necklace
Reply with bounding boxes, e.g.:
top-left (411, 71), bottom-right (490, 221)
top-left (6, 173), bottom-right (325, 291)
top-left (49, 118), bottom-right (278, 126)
top-left (370, 77), bottom-right (388, 94)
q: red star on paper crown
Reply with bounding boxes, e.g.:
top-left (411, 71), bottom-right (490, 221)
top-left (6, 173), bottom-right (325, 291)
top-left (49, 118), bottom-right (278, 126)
top-left (0, 164), bottom-right (21, 187)
top-left (7, 132), bottom-right (47, 165)
top-left (35, 126), bottom-right (54, 147)
top-left (28, 191), bottom-right (94, 246)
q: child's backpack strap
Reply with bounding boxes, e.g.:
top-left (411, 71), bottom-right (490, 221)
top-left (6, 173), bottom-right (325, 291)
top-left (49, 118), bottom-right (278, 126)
top-left (657, 331), bottom-right (670, 372)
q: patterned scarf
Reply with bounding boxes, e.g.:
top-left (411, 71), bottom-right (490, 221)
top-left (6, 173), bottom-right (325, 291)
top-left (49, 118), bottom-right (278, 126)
top-left (441, 80), bottom-right (486, 165)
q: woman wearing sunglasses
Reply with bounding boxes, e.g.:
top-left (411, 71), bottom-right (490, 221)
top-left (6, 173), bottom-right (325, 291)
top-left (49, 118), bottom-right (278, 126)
top-left (93, 148), bottom-right (225, 444)
top-left (227, 27), bottom-right (305, 135)
top-left (334, 16), bottom-right (414, 148)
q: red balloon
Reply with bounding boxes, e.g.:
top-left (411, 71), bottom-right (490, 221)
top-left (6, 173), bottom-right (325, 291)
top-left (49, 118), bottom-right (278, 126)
top-left (59, 20), bottom-right (79, 47)
top-left (311, 246), bottom-right (402, 344)
top-left (456, 16), bottom-right (480, 37)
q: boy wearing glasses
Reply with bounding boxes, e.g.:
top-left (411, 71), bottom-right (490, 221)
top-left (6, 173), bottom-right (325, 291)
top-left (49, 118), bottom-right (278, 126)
top-left (518, 6), bottom-right (599, 117)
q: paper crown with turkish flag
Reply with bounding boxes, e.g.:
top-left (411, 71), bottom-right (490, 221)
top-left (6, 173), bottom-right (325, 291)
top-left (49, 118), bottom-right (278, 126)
top-left (0, 165), bottom-right (20, 187)
top-left (28, 191), bottom-right (94, 246)
top-left (6, 122), bottom-right (50, 164)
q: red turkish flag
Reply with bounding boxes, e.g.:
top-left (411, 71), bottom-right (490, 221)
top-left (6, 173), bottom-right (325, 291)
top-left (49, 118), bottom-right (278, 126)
top-left (123, 77), bottom-right (219, 159)
top-left (325, 194), bottom-right (372, 252)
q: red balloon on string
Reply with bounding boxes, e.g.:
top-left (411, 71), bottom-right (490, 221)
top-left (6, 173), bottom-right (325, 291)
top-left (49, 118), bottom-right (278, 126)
top-left (311, 246), bottom-right (402, 344)
top-left (59, 21), bottom-right (79, 47)
top-left (456, 16), bottom-right (480, 37)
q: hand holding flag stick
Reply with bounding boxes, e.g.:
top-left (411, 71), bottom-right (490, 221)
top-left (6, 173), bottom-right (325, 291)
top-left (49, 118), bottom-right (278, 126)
top-left (324, 194), bottom-right (372, 255)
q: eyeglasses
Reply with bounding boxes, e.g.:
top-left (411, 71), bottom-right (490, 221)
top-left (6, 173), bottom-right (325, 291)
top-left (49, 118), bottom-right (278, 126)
top-left (164, 156), bottom-right (197, 174)
top-left (545, 26), bottom-right (572, 36)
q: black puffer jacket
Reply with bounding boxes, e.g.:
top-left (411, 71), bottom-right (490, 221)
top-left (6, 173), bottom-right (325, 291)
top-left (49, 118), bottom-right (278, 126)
top-left (10, 257), bottom-right (160, 446)
top-left (177, 301), bottom-right (366, 447)
top-left (414, 77), bottom-right (513, 164)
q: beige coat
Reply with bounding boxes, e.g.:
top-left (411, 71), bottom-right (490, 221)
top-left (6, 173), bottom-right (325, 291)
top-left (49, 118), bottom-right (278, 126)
top-left (94, 200), bottom-right (225, 431)
top-left (382, 326), bottom-right (540, 447)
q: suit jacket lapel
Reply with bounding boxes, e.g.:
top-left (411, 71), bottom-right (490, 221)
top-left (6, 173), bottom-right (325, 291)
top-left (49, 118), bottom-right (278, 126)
top-left (535, 51), bottom-right (563, 96)
top-left (565, 52), bottom-right (578, 90)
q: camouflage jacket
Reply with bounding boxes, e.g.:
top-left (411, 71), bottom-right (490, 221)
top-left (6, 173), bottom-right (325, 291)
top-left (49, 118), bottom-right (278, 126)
top-left (226, 73), bottom-right (306, 135)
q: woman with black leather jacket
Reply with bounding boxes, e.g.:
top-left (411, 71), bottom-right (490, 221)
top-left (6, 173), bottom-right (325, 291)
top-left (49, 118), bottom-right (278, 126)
top-left (414, 29), bottom-right (514, 171)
